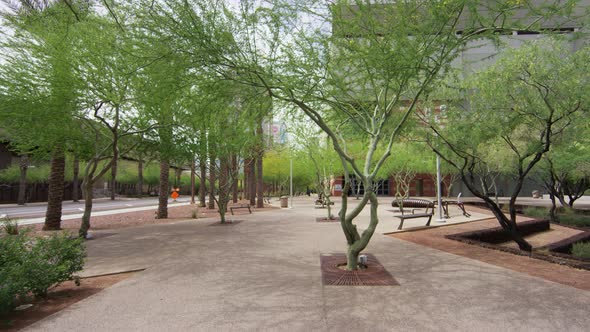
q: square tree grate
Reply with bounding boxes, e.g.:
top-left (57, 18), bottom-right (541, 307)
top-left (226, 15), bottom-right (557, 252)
top-left (320, 253), bottom-right (399, 286)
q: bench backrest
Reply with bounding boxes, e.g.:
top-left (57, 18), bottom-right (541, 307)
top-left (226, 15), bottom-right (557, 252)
top-left (391, 198), bottom-right (433, 208)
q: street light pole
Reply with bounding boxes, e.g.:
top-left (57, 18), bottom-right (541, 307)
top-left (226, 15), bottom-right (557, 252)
top-left (436, 154), bottom-right (446, 223)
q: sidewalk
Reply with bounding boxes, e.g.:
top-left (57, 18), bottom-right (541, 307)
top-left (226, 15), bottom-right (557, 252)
top-left (24, 196), bottom-right (590, 331)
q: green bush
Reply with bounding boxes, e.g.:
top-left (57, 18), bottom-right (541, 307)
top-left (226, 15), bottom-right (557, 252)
top-left (558, 211), bottom-right (590, 228)
top-left (0, 217), bottom-right (19, 235)
top-left (572, 242), bottom-right (590, 259)
top-left (0, 164), bottom-right (51, 184)
top-left (0, 232), bottom-right (85, 314)
top-left (0, 233), bottom-right (28, 314)
top-left (522, 206), bottom-right (549, 219)
top-left (24, 233), bottom-right (85, 297)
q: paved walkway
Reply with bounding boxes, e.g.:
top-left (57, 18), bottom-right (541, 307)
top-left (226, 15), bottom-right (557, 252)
top-left (26, 197), bottom-right (590, 331)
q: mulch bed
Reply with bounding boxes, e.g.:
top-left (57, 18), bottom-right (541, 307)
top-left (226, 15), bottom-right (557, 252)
top-left (446, 219), bottom-right (590, 271)
top-left (0, 272), bottom-right (135, 332)
top-left (390, 213), bottom-right (590, 291)
top-left (320, 253), bottom-right (398, 286)
top-left (19, 201), bottom-right (277, 235)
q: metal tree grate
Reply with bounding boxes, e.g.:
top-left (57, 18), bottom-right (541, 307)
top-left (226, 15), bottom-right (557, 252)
top-left (320, 253), bottom-right (399, 286)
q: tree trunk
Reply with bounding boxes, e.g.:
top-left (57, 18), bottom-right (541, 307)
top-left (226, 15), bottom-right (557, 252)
top-left (256, 155), bottom-right (264, 208)
top-left (459, 172), bottom-right (533, 251)
top-left (218, 156), bottom-right (229, 223)
top-left (549, 192), bottom-right (559, 223)
top-left (198, 129), bottom-right (207, 207)
top-left (44, 147), bottom-right (65, 230)
top-left (111, 158), bottom-right (117, 201)
top-left (346, 247), bottom-right (360, 271)
top-left (137, 158), bottom-right (143, 197)
top-left (248, 159), bottom-right (256, 206)
top-left (191, 157), bottom-right (196, 204)
top-left (339, 180), bottom-right (378, 271)
top-left (256, 124), bottom-right (264, 208)
top-left (244, 160), bottom-right (249, 200)
top-left (232, 154), bottom-right (238, 203)
top-left (175, 167), bottom-right (182, 188)
top-left (208, 152), bottom-right (216, 210)
top-left (72, 156), bottom-right (79, 202)
top-left (199, 156), bottom-right (207, 207)
top-left (79, 180), bottom-right (93, 238)
top-left (157, 160), bottom-right (169, 219)
top-left (17, 154), bottom-right (28, 205)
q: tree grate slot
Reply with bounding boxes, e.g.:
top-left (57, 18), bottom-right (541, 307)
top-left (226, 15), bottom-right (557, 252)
top-left (320, 253), bottom-right (399, 286)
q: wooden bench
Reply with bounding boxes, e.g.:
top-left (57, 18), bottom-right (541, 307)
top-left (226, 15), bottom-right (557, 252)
top-left (230, 204), bottom-right (252, 215)
top-left (391, 198), bottom-right (434, 230)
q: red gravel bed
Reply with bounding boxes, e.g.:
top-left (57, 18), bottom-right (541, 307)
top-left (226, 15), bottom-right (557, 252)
top-left (390, 207), bottom-right (590, 290)
top-left (21, 201), bottom-right (277, 235)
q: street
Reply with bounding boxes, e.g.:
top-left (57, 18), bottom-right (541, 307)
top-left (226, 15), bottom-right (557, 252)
top-left (0, 197), bottom-right (192, 224)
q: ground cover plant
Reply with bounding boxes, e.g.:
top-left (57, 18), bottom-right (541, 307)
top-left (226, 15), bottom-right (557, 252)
top-left (572, 242), bottom-right (590, 259)
top-left (523, 207), bottom-right (590, 229)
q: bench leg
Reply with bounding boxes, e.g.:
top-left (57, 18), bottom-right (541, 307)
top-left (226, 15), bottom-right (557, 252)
top-left (458, 203), bottom-right (471, 217)
top-left (230, 208), bottom-right (235, 215)
top-left (397, 218), bottom-right (405, 230)
top-left (426, 214), bottom-right (432, 226)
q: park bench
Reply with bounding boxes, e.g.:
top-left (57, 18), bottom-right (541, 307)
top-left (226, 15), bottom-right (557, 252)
top-left (315, 198), bottom-right (335, 207)
top-left (230, 204), bottom-right (252, 215)
top-left (442, 193), bottom-right (471, 217)
top-left (391, 198), bottom-right (434, 230)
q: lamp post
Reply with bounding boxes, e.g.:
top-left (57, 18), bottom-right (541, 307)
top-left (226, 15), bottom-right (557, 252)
top-left (435, 106), bottom-right (446, 223)
top-left (435, 154), bottom-right (446, 223)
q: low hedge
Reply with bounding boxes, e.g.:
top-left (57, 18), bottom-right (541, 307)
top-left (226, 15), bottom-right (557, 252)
top-left (0, 230), bottom-right (85, 314)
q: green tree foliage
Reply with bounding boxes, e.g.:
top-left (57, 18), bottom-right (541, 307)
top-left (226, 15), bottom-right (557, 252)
top-left (212, 0), bottom-right (578, 269)
top-left (0, 1), bottom-right (89, 229)
top-left (427, 39), bottom-right (589, 250)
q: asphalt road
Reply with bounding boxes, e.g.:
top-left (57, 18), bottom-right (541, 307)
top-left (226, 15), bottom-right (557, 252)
top-left (0, 197), bottom-right (192, 219)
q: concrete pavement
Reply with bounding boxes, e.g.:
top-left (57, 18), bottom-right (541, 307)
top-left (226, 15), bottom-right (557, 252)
top-left (25, 197), bottom-right (590, 331)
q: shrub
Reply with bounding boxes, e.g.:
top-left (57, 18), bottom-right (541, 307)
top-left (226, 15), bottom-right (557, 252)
top-left (0, 231), bottom-right (85, 314)
top-left (0, 216), bottom-right (18, 235)
top-left (24, 233), bottom-right (85, 297)
top-left (0, 233), bottom-right (28, 314)
top-left (572, 242), bottom-right (590, 259)
top-left (523, 206), bottom-right (549, 219)
top-left (559, 211), bottom-right (590, 228)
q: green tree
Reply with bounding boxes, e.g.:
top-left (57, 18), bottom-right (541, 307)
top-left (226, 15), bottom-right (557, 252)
top-left (0, 1), bottom-right (88, 230)
top-left (122, 0), bottom-right (580, 268)
top-left (427, 40), bottom-right (589, 250)
top-left (535, 123), bottom-right (590, 221)
top-left (211, 0), bottom-right (572, 269)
